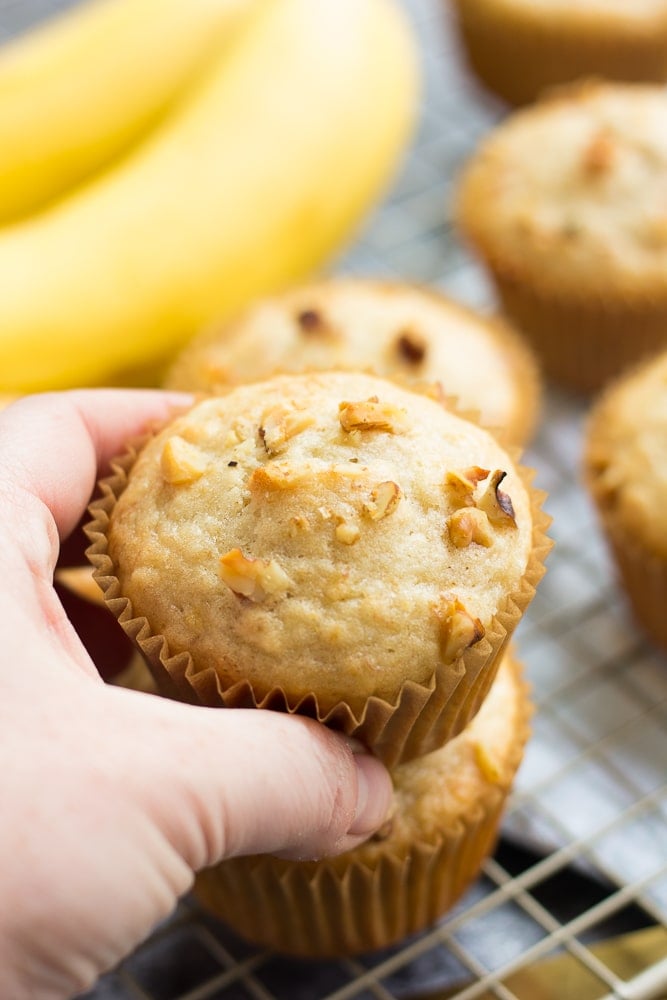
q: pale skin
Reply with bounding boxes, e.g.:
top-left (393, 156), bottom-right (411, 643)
top-left (0, 389), bottom-right (392, 1000)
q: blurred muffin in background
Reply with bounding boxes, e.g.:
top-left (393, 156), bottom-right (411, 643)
top-left (584, 349), bottom-right (667, 652)
top-left (165, 279), bottom-right (541, 447)
top-left (194, 650), bottom-right (532, 958)
top-left (456, 81), bottom-right (667, 394)
top-left (449, 0), bottom-right (667, 106)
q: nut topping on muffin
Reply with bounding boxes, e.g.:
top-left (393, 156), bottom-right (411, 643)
top-left (445, 466), bottom-right (491, 508)
top-left (447, 507), bottom-right (494, 549)
top-left (363, 481), bottom-right (402, 521)
top-left (160, 436), bottom-right (208, 485)
top-left (477, 470), bottom-right (517, 526)
top-left (582, 129), bottom-right (616, 178)
top-left (436, 595), bottom-right (485, 663)
top-left (259, 403), bottom-right (315, 455)
top-left (219, 548), bottom-right (292, 603)
top-left (338, 396), bottom-right (409, 434)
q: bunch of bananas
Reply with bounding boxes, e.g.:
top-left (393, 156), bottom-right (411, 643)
top-left (0, 0), bottom-right (419, 392)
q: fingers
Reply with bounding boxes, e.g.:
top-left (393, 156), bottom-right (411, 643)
top-left (98, 685), bottom-right (393, 865)
top-left (0, 389), bottom-right (192, 544)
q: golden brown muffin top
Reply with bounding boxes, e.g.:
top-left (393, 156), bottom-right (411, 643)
top-left (457, 82), bottom-right (667, 299)
top-left (108, 371), bottom-right (533, 715)
top-left (585, 349), bottom-right (667, 559)
top-left (165, 279), bottom-right (540, 446)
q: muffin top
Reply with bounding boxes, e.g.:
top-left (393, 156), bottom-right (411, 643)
top-left (585, 350), bottom-right (667, 559)
top-left (456, 82), bottom-right (667, 299)
top-left (107, 371), bottom-right (533, 714)
top-left (165, 279), bottom-right (539, 445)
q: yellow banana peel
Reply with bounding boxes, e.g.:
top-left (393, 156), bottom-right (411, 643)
top-left (0, 0), bottom-right (419, 393)
top-left (0, 0), bottom-right (259, 224)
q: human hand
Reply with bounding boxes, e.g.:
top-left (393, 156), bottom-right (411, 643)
top-left (0, 390), bottom-right (392, 1000)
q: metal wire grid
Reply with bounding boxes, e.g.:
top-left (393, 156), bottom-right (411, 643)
top-left (2, 0), bottom-right (666, 997)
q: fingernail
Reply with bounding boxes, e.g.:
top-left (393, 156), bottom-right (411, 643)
top-left (349, 753), bottom-right (393, 838)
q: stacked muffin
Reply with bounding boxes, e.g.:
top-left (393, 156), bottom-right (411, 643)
top-left (87, 292), bottom-right (550, 954)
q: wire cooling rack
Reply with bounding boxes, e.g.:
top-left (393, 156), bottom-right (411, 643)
top-left (3, 0), bottom-right (667, 997)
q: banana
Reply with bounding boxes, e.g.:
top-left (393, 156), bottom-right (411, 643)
top-left (0, 0), bottom-right (259, 223)
top-left (0, 0), bottom-right (419, 392)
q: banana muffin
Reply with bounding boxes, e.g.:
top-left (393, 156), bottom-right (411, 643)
top-left (450, 0), bottom-right (667, 106)
top-left (585, 348), bottom-right (667, 651)
top-left (194, 650), bottom-right (531, 957)
top-left (165, 278), bottom-right (540, 446)
top-left (456, 81), bottom-right (667, 393)
top-left (87, 371), bottom-right (549, 766)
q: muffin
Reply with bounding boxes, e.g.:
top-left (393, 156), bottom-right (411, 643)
top-left (87, 371), bottom-right (549, 766)
top-left (165, 279), bottom-right (540, 446)
top-left (456, 81), bottom-right (667, 393)
top-left (450, 0), bottom-right (667, 106)
top-left (584, 348), bottom-right (667, 651)
top-left (194, 650), bottom-right (531, 958)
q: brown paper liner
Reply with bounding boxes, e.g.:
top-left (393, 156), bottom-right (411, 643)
top-left (193, 660), bottom-right (533, 959)
top-left (86, 430), bottom-right (550, 768)
top-left (595, 519), bottom-right (667, 652)
top-left (451, 0), bottom-right (667, 106)
top-left (493, 275), bottom-right (667, 395)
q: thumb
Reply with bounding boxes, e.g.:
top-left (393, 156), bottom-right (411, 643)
top-left (101, 683), bottom-right (393, 867)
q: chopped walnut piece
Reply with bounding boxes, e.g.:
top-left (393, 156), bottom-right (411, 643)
top-left (160, 436), bottom-right (208, 485)
top-left (447, 507), bottom-right (493, 548)
top-left (335, 520), bottom-right (360, 545)
top-left (396, 329), bottom-right (427, 364)
top-left (338, 396), bottom-right (409, 434)
top-left (219, 548), bottom-right (291, 602)
top-left (582, 130), bottom-right (616, 178)
top-left (363, 480), bottom-right (402, 521)
top-left (436, 595), bottom-right (485, 663)
top-left (248, 463), bottom-right (306, 492)
top-left (444, 467), bottom-right (490, 509)
top-left (477, 470), bottom-right (517, 527)
top-left (259, 403), bottom-right (314, 454)
top-left (474, 741), bottom-right (502, 783)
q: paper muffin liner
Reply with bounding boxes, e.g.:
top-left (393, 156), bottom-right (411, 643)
top-left (86, 428), bottom-right (550, 769)
top-left (192, 661), bottom-right (533, 959)
top-left (594, 517), bottom-right (667, 653)
top-left (451, 0), bottom-right (667, 106)
top-left (492, 275), bottom-right (667, 395)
